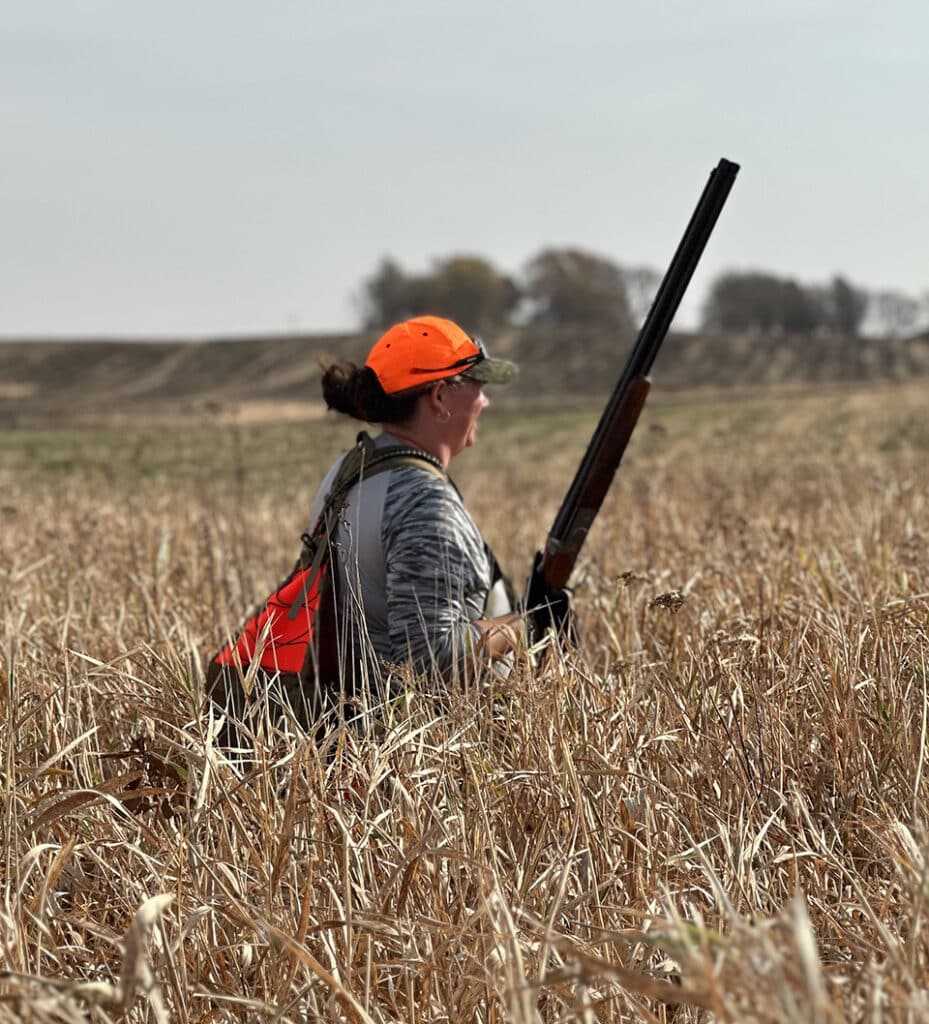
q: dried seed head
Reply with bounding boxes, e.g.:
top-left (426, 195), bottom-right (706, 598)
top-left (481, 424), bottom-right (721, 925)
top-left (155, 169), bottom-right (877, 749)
top-left (650, 590), bottom-right (685, 612)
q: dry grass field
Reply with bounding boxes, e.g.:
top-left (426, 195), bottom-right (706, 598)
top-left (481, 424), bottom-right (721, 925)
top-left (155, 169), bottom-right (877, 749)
top-left (2, 384), bottom-right (929, 1022)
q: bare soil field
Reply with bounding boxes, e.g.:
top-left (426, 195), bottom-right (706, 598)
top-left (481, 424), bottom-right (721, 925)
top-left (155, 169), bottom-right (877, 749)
top-left (1, 383), bottom-right (929, 1021)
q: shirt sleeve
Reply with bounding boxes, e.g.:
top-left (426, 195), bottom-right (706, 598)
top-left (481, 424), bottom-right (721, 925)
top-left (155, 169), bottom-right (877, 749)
top-left (381, 468), bottom-right (488, 678)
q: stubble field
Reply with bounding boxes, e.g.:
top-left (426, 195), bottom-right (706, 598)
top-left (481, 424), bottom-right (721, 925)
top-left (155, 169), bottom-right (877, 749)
top-left (2, 384), bottom-right (929, 1022)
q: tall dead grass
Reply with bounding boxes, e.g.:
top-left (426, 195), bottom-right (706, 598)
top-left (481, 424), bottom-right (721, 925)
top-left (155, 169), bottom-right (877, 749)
top-left (1, 387), bottom-right (928, 1021)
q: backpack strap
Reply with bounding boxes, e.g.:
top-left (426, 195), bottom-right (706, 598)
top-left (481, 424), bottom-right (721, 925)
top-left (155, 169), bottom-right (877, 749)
top-left (339, 435), bottom-right (517, 611)
top-left (355, 436), bottom-right (516, 610)
top-left (286, 432), bottom-right (446, 619)
top-left (319, 432), bottom-right (445, 522)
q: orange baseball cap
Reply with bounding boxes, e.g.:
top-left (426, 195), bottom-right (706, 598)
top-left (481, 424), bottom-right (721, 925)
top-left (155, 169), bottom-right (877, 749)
top-left (365, 315), bottom-right (517, 395)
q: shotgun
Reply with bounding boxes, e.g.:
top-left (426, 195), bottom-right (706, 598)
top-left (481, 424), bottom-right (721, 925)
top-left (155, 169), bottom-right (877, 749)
top-left (529, 157), bottom-right (740, 605)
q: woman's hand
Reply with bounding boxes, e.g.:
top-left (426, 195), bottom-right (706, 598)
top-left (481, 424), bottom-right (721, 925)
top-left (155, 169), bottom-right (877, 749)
top-left (473, 612), bottom-right (524, 661)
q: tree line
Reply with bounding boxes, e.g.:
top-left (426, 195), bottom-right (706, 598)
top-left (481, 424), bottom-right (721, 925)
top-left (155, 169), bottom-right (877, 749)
top-left (358, 251), bottom-right (929, 338)
top-left (358, 253), bottom-right (658, 336)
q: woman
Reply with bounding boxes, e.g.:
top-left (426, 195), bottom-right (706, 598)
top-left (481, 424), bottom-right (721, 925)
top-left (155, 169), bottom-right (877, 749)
top-left (207, 314), bottom-right (573, 744)
top-left (316, 315), bottom-right (526, 703)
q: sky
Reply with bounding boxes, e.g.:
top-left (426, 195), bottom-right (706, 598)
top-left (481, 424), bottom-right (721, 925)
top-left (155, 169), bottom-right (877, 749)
top-left (1, 1), bottom-right (927, 339)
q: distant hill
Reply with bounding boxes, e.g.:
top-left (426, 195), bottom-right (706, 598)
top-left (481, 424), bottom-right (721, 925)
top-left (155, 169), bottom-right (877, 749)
top-left (2, 327), bottom-right (929, 427)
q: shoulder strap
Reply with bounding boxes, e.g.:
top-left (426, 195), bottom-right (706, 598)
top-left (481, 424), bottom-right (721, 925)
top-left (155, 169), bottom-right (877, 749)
top-left (337, 431), bottom-right (446, 494)
top-left (357, 432), bottom-right (446, 478)
top-left (286, 433), bottom-right (447, 619)
top-left (309, 431), bottom-right (446, 548)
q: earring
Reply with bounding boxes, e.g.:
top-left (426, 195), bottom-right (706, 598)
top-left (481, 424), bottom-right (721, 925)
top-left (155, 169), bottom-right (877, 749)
top-left (438, 409), bottom-right (451, 423)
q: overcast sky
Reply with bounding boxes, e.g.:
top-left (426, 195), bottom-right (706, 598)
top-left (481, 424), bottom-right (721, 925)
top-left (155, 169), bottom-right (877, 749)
top-left (1, 1), bottom-right (926, 338)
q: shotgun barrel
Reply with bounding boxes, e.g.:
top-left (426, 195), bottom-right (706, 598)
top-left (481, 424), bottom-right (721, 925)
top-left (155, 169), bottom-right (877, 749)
top-left (535, 157), bottom-right (740, 592)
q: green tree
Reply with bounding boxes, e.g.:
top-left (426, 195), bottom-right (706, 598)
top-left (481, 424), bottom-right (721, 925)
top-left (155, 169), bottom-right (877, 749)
top-left (826, 276), bottom-right (868, 336)
top-left (358, 255), bottom-right (518, 334)
top-left (702, 271), bottom-right (823, 334)
top-left (425, 255), bottom-right (520, 335)
top-left (358, 258), bottom-right (416, 330)
top-left (523, 248), bottom-right (633, 330)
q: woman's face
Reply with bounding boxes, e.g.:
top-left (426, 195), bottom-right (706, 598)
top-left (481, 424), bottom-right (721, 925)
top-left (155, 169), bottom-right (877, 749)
top-left (441, 377), bottom-right (489, 456)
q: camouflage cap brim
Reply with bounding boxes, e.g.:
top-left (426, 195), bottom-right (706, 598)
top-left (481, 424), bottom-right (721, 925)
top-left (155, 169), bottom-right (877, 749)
top-left (465, 356), bottom-right (518, 386)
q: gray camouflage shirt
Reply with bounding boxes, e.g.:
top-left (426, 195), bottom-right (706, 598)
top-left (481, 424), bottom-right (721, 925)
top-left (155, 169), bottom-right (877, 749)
top-left (309, 432), bottom-right (499, 689)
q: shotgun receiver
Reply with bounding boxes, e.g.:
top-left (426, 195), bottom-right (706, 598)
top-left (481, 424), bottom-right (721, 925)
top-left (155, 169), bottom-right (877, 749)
top-left (530, 157), bottom-right (740, 599)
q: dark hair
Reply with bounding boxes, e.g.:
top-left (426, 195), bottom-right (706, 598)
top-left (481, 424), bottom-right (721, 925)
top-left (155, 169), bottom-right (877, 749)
top-left (320, 362), bottom-right (425, 424)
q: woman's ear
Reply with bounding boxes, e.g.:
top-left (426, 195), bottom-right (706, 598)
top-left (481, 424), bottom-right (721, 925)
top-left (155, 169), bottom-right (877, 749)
top-left (427, 380), bottom-right (447, 414)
